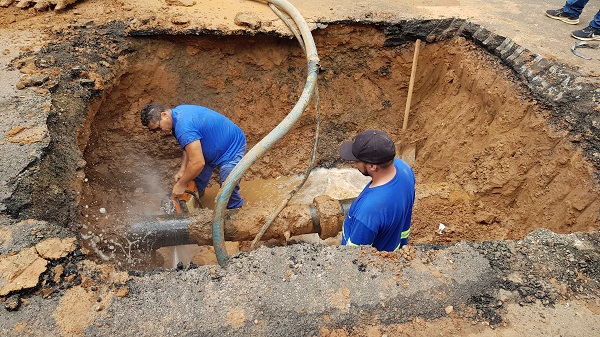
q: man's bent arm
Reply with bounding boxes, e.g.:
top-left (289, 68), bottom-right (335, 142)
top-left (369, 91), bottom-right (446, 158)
top-left (174, 150), bottom-right (189, 182)
top-left (172, 140), bottom-right (205, 196)
top-left (343, 219), bottom-right (377, 247)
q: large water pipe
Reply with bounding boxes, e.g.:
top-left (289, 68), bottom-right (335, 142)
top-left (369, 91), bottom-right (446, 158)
top-left (126, 196), bottom-right (353, 251)
top-left (212, 0), bottom-right (321, 266)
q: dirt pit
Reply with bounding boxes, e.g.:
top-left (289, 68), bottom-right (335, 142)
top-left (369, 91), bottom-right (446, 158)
top-left (73, 24), bottom-right (599, 270)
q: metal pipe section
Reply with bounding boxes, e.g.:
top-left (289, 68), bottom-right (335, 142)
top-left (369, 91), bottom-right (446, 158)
top-left (212, 0), bottom-right (320, 267)
top-left (127, 216), bottom-right (194, 249)
top-left (125, 196), bottom-right (354, 251)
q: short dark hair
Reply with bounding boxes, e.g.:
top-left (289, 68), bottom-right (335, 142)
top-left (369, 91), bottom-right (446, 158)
top-left (376, 159), bottom-right (394, 168)
top-left (140, 104), bottom-right (166, 126)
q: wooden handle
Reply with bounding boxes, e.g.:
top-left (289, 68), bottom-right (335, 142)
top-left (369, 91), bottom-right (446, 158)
top-left (403, 39), bottom-right (421, 130)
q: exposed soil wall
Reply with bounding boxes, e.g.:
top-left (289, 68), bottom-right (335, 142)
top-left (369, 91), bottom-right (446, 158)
top-left (75, 25), bottom-right (598, 249)
top-left (1, 20), bottom-right (598, 269)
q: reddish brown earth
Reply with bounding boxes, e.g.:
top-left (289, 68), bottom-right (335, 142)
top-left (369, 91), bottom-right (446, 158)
top-left (77, 28), bottom-right (599, 251)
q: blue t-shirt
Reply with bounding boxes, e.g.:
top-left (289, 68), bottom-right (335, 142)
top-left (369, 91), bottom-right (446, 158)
top-left (171, 105), bottom-right (246, 167)
top-left (342, 158), bottom-right (416, 251)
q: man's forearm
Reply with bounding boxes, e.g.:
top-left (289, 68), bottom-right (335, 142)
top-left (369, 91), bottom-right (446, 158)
top-left (173, 139), bottom-right (205, 195)
top-left (179, 151), bottom-right (189, 172)
top-left (176, 161), bottom-right (204, 188)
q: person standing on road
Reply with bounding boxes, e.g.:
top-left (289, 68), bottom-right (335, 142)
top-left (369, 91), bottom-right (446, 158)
top-left (339, 129), bottom-right (416, 251)
top-left (546, 1), bottom-right (600, 40)
top-left (141, 104), bottom-right (246, 209)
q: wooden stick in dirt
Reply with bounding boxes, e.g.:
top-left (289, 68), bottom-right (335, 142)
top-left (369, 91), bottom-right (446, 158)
top-left (403, 39), bottom-right (421, 130)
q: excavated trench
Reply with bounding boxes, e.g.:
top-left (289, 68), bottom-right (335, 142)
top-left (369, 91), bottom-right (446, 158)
top-left (12, 22), bottom-right (600, 270)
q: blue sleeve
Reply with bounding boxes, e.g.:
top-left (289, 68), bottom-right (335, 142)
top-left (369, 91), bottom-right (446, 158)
top-left (177, 131), bottom-right (201, 149)
top-left (343, 218), bottom-right (377, 247)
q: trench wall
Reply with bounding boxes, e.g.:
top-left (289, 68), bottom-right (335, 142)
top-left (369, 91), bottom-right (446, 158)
top-left (2, 20), bottom-right (598, 245)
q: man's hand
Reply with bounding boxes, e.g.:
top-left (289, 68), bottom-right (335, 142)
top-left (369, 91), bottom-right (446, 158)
top-left (173, 171), bottom-right (184, 182)
top-left (172, 182), bottom-right (187, 197)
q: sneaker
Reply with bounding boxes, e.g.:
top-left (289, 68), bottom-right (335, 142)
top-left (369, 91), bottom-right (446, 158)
top-left (546, 8), bottom-right (580, 25)
top-left (572, 26), bottom-right (600, 41)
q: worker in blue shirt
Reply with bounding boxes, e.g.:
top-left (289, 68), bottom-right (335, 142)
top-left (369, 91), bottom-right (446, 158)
top-left (339, 129), bottom-right (416, 251)
top-left (141, 104), bottom-right (246, 209)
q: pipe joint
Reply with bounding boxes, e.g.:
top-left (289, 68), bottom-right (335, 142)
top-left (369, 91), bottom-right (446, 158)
top-left (313, 195), bottom-right (344, 240)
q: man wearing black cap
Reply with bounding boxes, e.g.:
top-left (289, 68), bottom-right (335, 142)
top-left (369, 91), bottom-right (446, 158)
top-left (339, 129), bottom-right (416, 251)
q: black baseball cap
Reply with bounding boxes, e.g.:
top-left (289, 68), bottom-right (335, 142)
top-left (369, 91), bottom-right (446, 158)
top-left (339, 129), bottom-right (396, 164)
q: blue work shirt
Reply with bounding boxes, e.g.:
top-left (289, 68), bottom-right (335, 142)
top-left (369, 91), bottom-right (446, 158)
top-left (171, 105), bottom-right (246, 167)
top-left (342, 158), bottom-right (416, 251)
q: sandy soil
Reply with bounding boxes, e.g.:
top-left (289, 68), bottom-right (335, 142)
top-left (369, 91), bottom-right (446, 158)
top-left (76, 28), bottom-right (599, 263)
top-left (1, 0), bottom-right (600, 336)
